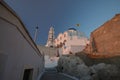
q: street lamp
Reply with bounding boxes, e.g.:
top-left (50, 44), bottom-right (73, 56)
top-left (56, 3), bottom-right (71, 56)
top-left (34, 26), bottom-right (39, 42)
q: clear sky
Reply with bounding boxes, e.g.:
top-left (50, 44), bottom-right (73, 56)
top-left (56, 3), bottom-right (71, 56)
top-left (4, 0), bottom-right (120, 45)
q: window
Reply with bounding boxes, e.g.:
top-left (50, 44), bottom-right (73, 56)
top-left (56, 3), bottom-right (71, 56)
top-left (60, 42), bottom-right (63, 47)
top-left (69, 32), bottom-right (72, 36)
top-left (69, 32), bottom-right (72, 40)
top-left (64, 46), bottom-right (66, 49)
top-left (60, 36), bottom-right (62, 40)
top-left (64, 40), bottom-right (66, 43)
top-left (64, 34), bottom-right (66, 37)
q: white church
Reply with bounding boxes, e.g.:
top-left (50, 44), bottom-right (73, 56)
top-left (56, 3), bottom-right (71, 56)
top-left (46, 27), bottom-right (89, 55)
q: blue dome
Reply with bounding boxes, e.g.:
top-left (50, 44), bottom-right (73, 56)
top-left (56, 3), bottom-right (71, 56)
top-left (68, 28), bottom-right (76, 31)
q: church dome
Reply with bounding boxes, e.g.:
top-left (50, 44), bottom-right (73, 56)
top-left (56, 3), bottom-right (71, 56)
top-left (68, 28), bottom-right (76, 31)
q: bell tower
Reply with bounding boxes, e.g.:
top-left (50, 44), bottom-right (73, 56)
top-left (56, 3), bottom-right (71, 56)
top-left (45, 27), bottom-right (55, 47)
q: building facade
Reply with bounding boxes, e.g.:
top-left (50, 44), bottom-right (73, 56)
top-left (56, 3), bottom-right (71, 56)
top-left (54, 28), bottom-right (89, 55)
top-left (0, 1), bottom-right (44, 80)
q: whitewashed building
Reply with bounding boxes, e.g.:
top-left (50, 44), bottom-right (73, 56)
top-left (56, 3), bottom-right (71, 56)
top-left (54, 28), bottom-right (89, 55)
top-left (0, 1), bottom-right (44, 80)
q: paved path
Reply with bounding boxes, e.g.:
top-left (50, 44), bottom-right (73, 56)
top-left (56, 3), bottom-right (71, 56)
top-left (40, 68), bottom-right (75, 80)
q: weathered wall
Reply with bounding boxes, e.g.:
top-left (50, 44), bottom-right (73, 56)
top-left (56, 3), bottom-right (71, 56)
top-left (0, 2), bottom-right (44, 80)
top-left (89, 14), bottom-right (120, 54)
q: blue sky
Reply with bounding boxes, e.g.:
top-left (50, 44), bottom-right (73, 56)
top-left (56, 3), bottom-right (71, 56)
top-left (4, 0), bottom-right (120, 45)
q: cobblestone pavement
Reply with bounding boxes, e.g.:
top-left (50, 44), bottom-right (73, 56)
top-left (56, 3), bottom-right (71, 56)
top-left (40, 68), bottom-right (75, 80)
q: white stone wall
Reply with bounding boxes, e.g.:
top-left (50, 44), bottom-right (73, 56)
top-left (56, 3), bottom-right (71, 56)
top-left (44, 55), bottom-right (59, 68)
top-left (37, 45), bottom-right (59, 68)
top-left (0, 2), bottom-right (44, 80)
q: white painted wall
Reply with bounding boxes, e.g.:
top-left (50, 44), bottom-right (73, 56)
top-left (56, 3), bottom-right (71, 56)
top-left (0, 2), bottom-right (44, 80)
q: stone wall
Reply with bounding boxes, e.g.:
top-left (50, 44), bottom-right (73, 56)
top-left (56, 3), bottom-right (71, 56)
top-left (37, 45), bottom-right (58, 57)
top-left (88, 14), bottom-right (120, 55)
top-left (57, 53), bottom-right (120, 80)
top-left (37, 45), bottom-right (59, 68)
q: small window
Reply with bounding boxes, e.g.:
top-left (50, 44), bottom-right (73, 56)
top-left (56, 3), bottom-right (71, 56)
top-left (69, 32), bottom-right (72, 36)
top-left (60, 42), bottom-right (63, 47)
top-left (64, 34), bottom-right (66, 37)
top-left (60, 36), bottom-right (62, 40)
top-left (69, 32), bottom-right (72, 40)
top-left (64, 40), bottom-right (66, 43)
top-left (64, 46), bottom-right (66, 49)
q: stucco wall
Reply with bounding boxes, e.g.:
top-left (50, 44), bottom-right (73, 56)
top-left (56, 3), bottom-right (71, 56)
top-left (0, 2), bottom-right (44, 80)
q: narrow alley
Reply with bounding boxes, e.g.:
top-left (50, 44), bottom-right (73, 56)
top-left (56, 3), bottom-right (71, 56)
top-left (40, 68), bottom-right (76, 80)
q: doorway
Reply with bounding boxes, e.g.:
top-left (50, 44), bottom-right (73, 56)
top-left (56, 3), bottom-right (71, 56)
top-left (23, 69), bottom-right (33, 80)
